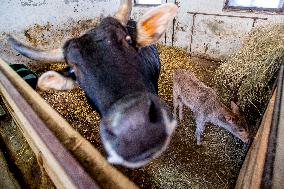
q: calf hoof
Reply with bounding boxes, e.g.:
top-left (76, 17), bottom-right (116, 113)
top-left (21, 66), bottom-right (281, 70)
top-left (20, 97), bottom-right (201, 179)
top-left (196, 140), bottom-right (202, 146)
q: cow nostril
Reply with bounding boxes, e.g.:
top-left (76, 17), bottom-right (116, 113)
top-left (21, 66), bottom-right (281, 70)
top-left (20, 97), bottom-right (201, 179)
top-left (126, 35), bottom-right (133, 45)
top-left (149, 101), bottom-right (159, 123)
top-left (105, 127), bottom-right (116, 138)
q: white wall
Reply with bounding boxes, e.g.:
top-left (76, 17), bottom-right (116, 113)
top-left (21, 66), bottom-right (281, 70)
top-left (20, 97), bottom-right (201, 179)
top-left (0, 0), bottom-right (118, 33)
top-left (167, 0), bottom-right (284, 60)
top-left (128, 0), bottom-right (284, 60)
top-left (1, 0), bottom-right (284, 60)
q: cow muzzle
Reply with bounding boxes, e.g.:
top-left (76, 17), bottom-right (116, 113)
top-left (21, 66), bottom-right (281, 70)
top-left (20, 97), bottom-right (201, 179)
top-left (100, 92), bottom-right (176, 168)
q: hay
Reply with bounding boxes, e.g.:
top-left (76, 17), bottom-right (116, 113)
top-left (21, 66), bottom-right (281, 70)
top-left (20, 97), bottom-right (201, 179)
top-left (156, 44), bottom-right (191, 106)
top-left (214, 23), bottom-right (284, 125)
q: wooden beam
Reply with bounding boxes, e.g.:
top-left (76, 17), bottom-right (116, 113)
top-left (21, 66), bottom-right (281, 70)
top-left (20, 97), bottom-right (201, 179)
top-left (235, 90), bottom-right (276, 189)
top-left (272, 76), bottom-right (284, 188)
top-left (0, 62), bottom-right (99, 189)
top-left (262, 64), bottom-right (284, 189)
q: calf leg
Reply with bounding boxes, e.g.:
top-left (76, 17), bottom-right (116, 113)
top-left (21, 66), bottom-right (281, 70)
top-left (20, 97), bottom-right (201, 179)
top-left (194, 115), bottom-right (205, 145)
top-left (173, 93), bottom-right (183, 121)
top-left (173, 93), bottom-right (178, 120)
top-left (178, 98), bottom-right (183, 121)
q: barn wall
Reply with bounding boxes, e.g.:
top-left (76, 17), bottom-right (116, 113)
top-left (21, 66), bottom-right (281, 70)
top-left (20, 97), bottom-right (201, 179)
top-left (133, 0), bottom-right (284, 60)
top-left (167, 0), bottom-right (284, 60)
top-left (1, 0), bottom-right (284, 60)
top-left (0, 0), bottom-right (117, 33)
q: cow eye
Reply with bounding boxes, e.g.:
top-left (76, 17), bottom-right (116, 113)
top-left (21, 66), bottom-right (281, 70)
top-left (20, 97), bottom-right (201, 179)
top-left (69, 63), bottom-right (80, 78)
top-left (126, 35), bottom-right (132, 45)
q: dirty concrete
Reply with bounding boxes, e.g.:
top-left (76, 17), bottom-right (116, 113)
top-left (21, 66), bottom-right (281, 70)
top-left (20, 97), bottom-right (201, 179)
top-left (190, 15), bottom-right (254, 60)
top-left (20, 0), bottom-right (47, 7)
top-left (1, 0), bottom-right (284, 60)
top-left (0, 19), bottom-right (100, 65)
top-left (0, 0), bottom-right (116, 33)
top-left (172, 0), bottom-right (284, 60)
top-left (172, 0), bottom-right (193, 49)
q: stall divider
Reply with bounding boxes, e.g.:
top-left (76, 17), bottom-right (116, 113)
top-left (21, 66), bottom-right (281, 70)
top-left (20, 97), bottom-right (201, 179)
top-left (0, 58), bottom-right (138, 189)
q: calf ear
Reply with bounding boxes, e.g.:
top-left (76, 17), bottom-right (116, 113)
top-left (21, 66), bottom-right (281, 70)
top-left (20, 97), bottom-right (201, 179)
top-left (231, 101), bottom-right (240, 115)
top-left (37, 71), bottom-right (76, 91)
top-left (137, 3), bottom-right (178, 47)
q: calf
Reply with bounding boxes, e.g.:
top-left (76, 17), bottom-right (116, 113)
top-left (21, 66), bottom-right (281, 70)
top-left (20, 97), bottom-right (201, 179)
top-left (7, 0), bottom-right (178, 168)
top-left (173, 69), bottom-right (250, 145)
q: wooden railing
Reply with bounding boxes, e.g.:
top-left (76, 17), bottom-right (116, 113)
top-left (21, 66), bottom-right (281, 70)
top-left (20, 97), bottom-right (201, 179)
top-left (0, 58), bottom-right (138, 189)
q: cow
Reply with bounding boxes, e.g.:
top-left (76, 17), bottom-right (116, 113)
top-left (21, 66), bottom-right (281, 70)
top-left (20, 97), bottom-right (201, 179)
top-left (7, 0), bottom-right (178, 168)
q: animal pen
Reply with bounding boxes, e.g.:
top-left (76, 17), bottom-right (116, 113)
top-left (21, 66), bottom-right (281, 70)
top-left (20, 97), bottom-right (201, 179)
top-left (0, 0), bottom-right (284, 188)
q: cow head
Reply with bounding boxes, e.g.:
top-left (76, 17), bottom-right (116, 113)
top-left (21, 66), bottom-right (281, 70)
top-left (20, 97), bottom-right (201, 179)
top-left (7, 0), bottom-right (177, 168)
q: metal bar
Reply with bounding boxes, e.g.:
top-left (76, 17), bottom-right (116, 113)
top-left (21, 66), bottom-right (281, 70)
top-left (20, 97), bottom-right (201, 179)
top-left (188, 13), bottom-right (197, 56)
top-left (187, 11), bottom-right (268, 20)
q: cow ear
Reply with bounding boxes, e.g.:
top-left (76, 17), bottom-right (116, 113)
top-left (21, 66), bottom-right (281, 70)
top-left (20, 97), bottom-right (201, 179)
top-left (37, 71), bottom-right (76, 91)
top-left (136, 3), bottom-right (177, 47)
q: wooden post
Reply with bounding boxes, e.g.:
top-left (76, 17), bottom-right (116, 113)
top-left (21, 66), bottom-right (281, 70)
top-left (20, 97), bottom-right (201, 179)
top-left (235, 91), bottom-right (276, 189)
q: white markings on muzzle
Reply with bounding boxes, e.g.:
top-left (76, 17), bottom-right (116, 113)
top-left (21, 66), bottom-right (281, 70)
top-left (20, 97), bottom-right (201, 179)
top-left (111, 112), bottom-right (122, 129)
top-left (162, 109), bottom-right (177, 135)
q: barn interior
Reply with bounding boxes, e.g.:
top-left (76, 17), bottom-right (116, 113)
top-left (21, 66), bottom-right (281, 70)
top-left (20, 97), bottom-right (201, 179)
top-left (0, 0), bottom-right (284, 189)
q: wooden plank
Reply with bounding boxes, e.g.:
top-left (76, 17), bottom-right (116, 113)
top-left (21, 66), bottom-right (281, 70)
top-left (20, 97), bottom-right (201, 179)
top-left (0, 58), bottom-right (138, 189)
top-left (263, 64), bottom-right (284, 189)
top-left (0, 67), bottom-right (99, 189)
top-left (235, 90), bottom-right (276, 189)
top-left (272, 81), bottom-right (284, 188)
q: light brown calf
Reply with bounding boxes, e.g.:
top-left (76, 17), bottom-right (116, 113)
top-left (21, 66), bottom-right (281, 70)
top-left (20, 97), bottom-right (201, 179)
top-left (173, 69), bottom-right (250, 145)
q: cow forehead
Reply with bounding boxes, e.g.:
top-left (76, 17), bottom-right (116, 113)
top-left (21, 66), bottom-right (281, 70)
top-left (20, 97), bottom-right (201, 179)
top-left (63, 17), bottom-right (133, 61)
top-left (88, 17), bottom-right (128, 41)
top-left (99, 17), bottom-right (127, 30)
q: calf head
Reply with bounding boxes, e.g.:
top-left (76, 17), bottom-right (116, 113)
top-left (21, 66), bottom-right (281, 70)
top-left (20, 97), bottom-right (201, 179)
top-left (8, 0), bottom-right (178, 168)
top-left (220, 102), bottom-right (250, 144)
